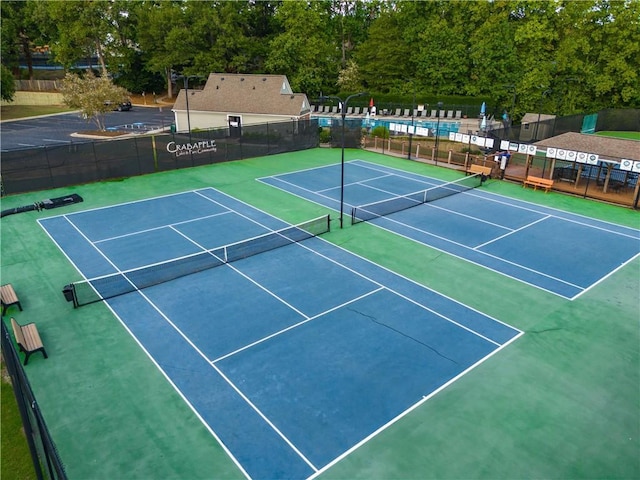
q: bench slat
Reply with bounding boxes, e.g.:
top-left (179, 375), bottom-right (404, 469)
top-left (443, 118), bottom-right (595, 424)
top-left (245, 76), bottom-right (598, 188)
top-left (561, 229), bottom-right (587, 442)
top-left (1, 284), bottom-right (22, 316)
top-left (10, 317), bottom-right (47, 365)
top-left (523, 175), bottom-right (554, 192)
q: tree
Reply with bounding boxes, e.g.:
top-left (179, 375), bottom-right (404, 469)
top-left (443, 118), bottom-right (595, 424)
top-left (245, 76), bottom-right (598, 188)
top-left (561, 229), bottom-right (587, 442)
top-left (1, 0), bottom-right (43, 79)
top-left (354, 11), bottom-right (411, 94)
top-left (337, 59), bottom-right (363, 91)
top-left (31, 1), bottom-right (114, 76)
top-left (135, 1), bottom-right (188, 98)
top-left (59, 71), bottom-right (130, 131)
top-left (1, 64), bottom-right (16, 101)
top-left (265, 1), bottom-right (338, 95)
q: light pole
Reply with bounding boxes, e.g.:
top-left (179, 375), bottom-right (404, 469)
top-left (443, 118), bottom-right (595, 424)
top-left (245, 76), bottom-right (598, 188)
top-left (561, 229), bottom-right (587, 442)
top-left (434, 101), bottom-right (443, 165)
top-left (319, 92), bottom-right (367, 228)
top-left (178, 75), bottom-right (200, 144)
top-left (407, 82), bottom-right (416, 160)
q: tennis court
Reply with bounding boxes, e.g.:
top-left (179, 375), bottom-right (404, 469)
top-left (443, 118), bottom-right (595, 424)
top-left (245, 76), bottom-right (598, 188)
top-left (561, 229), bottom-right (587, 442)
top-left (260, 160), bottom-right (640, 299)
top-left (39, 187), bottom-right (521, 479)
top-left (3, 148), bottom-right (639, 480)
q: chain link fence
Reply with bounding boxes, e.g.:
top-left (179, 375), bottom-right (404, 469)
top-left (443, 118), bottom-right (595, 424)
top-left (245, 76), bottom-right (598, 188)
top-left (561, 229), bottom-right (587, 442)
top-left (2, 319), bottom-right (67, 480)
top-left (1, 119), bottom-right (319, 196)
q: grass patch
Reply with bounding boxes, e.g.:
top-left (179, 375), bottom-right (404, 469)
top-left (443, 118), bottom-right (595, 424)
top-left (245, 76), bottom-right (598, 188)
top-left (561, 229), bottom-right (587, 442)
top-left (1, 361), bottom-right (36, 480)
top-left (1, 105), bottom-right (75, 120)
top-left (594, 131), bottom-right (640, 140)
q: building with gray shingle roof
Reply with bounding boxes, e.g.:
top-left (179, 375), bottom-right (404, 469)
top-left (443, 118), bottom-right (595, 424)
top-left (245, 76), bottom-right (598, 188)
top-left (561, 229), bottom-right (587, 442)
top-left (535, 132), bottom-right (640, 163)
top-left (172, 73), bottom-right (311, 133)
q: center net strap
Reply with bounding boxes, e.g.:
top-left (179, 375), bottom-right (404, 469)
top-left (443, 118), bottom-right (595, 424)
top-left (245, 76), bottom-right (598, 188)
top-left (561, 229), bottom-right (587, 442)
top-left (70, 214), bottom-right (330, 306)
top-left (351, 174), bottom-right (483, 224)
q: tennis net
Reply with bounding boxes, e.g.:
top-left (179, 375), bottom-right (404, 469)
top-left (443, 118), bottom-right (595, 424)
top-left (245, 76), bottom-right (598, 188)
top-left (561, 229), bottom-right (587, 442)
top-left (65, 214), bottom-right (330, 307)
top-left (351, 174), bottom-right (483, 224)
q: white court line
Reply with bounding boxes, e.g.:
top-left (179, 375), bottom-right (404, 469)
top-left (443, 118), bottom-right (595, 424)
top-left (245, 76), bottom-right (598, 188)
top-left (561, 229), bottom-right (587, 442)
top-left (372, 214), bottom-right (584, 292)
top-left (212, 288), bottom-right (384, 363)
top-left (308, 328), bottom-right (525, 480)
top-left (474, 215), bottom-right (551, 249)
top-left (39, 186), bottom-right (525, 480)
top-left (168, 224), bottom-right (320, 473)
top-left (427, 202), bottom-right (514, 231)
top-left (316, 172), bottom-right (392, 193)
top-left (261, 176), bottom-right (343, 208)
top-left (259, 168), bottom-right (583, 297)
top-left (95, 210), bottom-right (233, 243)
top-left (43, 138), bottom-right (72, 143)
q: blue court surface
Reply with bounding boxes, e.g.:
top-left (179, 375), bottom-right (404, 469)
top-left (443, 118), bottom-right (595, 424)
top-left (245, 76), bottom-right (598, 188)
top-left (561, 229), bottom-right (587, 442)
top-left (39, 188), bottom-right (522, 480)
top-left (259, 160), bottom-right (640, 300)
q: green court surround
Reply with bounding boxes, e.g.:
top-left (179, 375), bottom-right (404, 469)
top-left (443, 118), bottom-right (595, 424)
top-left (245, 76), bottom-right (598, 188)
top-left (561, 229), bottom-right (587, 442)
top-left (1, 148), bottom-right (638, 479)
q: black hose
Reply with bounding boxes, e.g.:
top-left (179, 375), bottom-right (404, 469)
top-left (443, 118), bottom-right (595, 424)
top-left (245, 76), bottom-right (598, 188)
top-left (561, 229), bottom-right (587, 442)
top-left (0, 204), bottom-right (37, 218)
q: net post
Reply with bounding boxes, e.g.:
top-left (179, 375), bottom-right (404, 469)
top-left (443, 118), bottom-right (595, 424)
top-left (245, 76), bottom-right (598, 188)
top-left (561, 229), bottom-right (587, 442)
top-left (71, 283), bottom-right (78, 308)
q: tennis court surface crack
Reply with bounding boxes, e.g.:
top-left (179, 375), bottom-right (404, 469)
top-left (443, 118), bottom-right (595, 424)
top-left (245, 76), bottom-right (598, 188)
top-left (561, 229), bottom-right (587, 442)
top-left (347, 307), bottom-right (459, 365)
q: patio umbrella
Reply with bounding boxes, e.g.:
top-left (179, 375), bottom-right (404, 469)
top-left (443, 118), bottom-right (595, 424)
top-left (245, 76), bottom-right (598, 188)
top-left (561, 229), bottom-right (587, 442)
top-left (480, 115), bottom-right (487, 130)
top-left (370, 97), bottom-right (374, 108)
top-left (480, 101), bottom-right (486, 116)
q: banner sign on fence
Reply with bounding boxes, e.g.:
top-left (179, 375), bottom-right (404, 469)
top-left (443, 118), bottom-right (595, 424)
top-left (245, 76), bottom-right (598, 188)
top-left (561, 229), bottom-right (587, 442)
top-left (449, 132), bottom-right (494, 148)
top-left (619, 159), bottom-right (640, 173)
top-left (390, 123), bottom-right (429, 137)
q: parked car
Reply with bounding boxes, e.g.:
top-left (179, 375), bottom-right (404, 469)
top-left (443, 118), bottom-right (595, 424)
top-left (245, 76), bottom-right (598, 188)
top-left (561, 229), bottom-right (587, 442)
top-left (105, 100), bottom-right (132, 111)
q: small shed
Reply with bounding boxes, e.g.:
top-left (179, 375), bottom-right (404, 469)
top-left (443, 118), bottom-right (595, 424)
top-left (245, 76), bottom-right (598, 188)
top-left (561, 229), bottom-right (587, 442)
top-left (172, 73), bottom-right (311, 134)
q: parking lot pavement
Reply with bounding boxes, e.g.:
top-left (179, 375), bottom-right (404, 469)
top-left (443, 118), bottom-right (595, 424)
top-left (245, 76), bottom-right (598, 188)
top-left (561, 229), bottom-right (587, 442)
top-left (0, 106), bottom-right (176, 151)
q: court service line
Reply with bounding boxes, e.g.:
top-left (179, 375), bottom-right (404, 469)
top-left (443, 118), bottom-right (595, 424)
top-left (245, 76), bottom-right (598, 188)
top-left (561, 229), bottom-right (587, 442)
top-left (169, 227), bottom-right (309, 319)
top-left (61, 214), bottom-right (137, 278)
top-left (375, 213), bottom-right (584, 291)
top-left (290, 240), bottom-right (506, 346)
top-left (163, 227), bottom-right (320, 472)
top-left (212, 288), bottom-right (384, 363)
top-left (193, 189), bottom-right (298, 231)
top-left (315, 172), bottom-right (392, 193)
top-left (95, 210), bottom-right (233, 243)
top-left (57, 208), bottom-right (317, 475)
top-left (258, 160), bottom-right (342, 179)
top-left (474, 215), bottom-right (551, 249)
top-left (427, 202), bottom-right (514, 231)
top-left (465, 189), bottom-right (640, 239)
top-left (257, 176), bottom-right (342, 208)
top-left (355, 160), bottom-right (639, 239)
top-left (351, 160), bottom-right (442, 188)
top-left (130, 287), bottom-right (318, 473)
top-left (257, 177), bottom-right (344, 211)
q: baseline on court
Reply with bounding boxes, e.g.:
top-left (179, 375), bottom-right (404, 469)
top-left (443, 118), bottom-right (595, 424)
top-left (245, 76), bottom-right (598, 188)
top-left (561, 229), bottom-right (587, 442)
top-left (40, 187), bottom-right (522, 479)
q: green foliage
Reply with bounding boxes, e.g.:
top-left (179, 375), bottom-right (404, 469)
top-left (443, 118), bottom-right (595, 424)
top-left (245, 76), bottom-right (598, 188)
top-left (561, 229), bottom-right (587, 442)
top-left (371, 125), bottom-right (389, 139)
top-left (1, 0), bottom-right (637, 115)
top-left (60, 71), bottom-right (131, 130)
top-left (319, 127), bottom-right (332, 143)
top-left (1, 64), bottom-right (16, 101)
top-left (265, 1), bottom-right (338, 95)
top-left (113, 52), bottom-right (165, 95)
top-left (1, 369), bottom-right (36, 480)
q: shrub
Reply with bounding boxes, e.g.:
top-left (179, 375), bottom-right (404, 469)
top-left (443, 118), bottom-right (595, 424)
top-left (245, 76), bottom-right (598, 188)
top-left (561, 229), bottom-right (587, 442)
top-left (371, 125), bottom-right (389, 139)
top-left (319, 127), bottom-right (332, 143)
